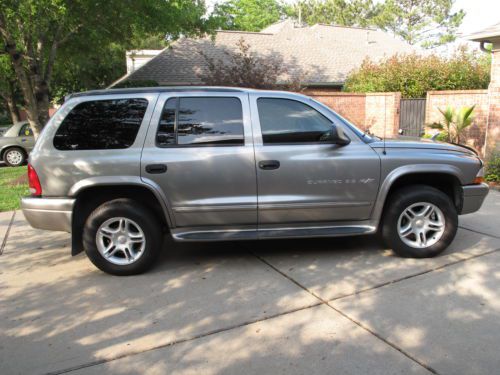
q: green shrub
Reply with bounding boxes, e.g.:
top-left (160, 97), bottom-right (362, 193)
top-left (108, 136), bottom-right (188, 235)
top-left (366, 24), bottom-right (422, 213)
top-left (485, 152), bottom-right (500, 183)
top-left (422, 133), bottom-right (448, 142)
top-left (344, 47), bottom-right (490, 98)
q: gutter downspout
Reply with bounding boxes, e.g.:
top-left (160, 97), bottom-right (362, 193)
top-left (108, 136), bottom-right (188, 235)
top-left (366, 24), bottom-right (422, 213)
top-left (480, 41), bottom-right (492, 53)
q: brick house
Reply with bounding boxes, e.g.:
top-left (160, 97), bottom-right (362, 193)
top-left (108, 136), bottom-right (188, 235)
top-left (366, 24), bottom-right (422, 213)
top-left (115, 20), bottom-right (415, 92)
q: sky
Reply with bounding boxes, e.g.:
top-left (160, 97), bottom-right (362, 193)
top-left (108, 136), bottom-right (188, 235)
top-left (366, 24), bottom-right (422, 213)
top-left (453, 0), bottom-right (500, 36)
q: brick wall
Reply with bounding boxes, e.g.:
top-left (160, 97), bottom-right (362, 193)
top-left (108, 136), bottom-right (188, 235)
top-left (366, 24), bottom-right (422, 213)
top-left (306, 92), bottom-right (366, 129)
top-left (19, 108), bottom-right (58, 121)
top-left (425, 90), bottom-right (489, 152)
top-left (307, 91), bottom-right (401, 137)
top-left (365, 92), bottom-right (401, 137)
top-left (486, 45), bottom-right (500, 157)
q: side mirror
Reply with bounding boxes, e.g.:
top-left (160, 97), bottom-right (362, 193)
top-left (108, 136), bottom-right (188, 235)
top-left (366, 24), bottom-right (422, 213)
top-left (330, 124), bottom-right (351, 146)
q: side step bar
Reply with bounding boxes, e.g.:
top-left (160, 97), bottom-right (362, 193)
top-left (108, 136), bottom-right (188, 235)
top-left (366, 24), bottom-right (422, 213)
top-left (172, 225), bottom-right (376, 242)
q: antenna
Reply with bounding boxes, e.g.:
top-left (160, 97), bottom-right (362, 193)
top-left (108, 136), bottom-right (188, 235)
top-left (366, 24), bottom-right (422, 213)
top-left (382, 94), bottom-right (387, 155)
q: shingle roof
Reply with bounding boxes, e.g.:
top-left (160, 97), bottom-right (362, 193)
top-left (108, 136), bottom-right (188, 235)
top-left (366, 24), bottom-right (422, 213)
top-left (124, 20), bottom-right (415, 86)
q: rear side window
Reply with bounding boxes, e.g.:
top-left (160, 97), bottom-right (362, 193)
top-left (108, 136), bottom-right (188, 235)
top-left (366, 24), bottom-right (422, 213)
top-left (54, 98), bottom-right (148, 150)
top-left (156, 97), bottom-right (244, 147)
top-left (257, 98), bottom-right (333, 144)
top-left (19, 124), bottom-right (33, 137)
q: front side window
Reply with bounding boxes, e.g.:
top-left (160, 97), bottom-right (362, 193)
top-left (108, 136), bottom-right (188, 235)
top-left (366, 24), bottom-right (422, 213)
top-left (257, 98), bottom-right (333, 144)
top-left (54, 98), bottom-right (148, 150)
top-left (156, 97), bottom-right (244, 147)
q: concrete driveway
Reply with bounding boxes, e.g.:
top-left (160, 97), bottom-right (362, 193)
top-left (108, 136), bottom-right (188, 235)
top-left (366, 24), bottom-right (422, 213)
top-left (1, 191), bottom-right (499, 375)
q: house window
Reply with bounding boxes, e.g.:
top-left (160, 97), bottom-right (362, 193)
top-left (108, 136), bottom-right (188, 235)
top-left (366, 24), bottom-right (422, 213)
top-left (156, 97), bottom-right (244, 147)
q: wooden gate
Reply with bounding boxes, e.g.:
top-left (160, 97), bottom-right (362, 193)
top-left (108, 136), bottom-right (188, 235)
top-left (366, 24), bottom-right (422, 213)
top-left (399, 99), bottom-right (426, 137)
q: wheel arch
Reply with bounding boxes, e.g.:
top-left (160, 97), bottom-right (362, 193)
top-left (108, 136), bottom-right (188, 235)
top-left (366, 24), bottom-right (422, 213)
top-left (372, 165), bottom-right (463, 224)
top-left (70, 179), bottom-right (173, 256)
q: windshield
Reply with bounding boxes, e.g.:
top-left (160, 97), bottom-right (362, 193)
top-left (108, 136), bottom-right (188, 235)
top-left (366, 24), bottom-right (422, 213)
top-left (309, 98), bottom-right (377, 142)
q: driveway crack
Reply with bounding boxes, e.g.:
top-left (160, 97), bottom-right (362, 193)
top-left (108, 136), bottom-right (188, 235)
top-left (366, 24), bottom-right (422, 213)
top-left (0, 210), bottom-right (16, 256)
top-left (250, 251), bottom-right (440, 375)
top-left (458, 225), bottom-right (500, 239)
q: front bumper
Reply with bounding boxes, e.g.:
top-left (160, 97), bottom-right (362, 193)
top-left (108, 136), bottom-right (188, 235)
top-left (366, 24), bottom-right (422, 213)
top-left (460, 183), bottom-right (489, 215)
top-left (21, 197), bottom-right (75, 232)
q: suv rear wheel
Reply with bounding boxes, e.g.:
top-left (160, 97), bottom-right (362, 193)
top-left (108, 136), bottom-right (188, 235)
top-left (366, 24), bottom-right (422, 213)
top-left (3, 147), bottom-right (26, 167)
top-left (382, 185), bottom-right (458, 258)
top-left (83, 198), bottom-right (163, 275)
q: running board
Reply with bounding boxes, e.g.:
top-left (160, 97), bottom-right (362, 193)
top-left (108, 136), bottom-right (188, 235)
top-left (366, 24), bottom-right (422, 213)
top-left (172, 225), bottom-right (376, 242)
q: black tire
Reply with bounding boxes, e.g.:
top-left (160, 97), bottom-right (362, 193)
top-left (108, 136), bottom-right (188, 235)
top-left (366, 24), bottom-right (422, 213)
top-left (382, 185), bottom-right (458, 258)
top-left (3, 147), bottom-right (26, 167)
top-left (83, 198), bottom-right (163, 275)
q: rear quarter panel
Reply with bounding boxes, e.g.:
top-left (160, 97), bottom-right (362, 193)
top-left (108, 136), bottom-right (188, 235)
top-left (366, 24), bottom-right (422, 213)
top-left (29, 93), bottom-right (159, 197)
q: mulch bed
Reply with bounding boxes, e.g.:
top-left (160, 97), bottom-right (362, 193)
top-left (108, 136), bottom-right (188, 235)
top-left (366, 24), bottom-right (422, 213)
top-left (7, 174), bottom-right (28, 186)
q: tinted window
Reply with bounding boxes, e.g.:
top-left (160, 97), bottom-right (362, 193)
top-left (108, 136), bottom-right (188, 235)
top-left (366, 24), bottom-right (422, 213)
top-left (156, 98), bottom-right (177, 147)
top-left (19, 124), bottom-right (33, 137)
top-left (54, 98), bottom-right (148, 150)
top-left (257, 98), bottom-right (333, 144)
top-left (156, 97), bottom-right (243, 147)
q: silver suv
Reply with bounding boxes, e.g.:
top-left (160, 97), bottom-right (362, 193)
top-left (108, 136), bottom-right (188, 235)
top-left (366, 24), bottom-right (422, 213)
top-left (21, 87), bottom-right (489, 275)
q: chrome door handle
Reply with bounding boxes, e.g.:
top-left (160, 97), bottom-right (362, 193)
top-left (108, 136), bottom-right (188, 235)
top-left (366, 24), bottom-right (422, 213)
top-left (258, 160), bottom-right (280, 170)
top-left (145, 164), bottom-right (167, 174)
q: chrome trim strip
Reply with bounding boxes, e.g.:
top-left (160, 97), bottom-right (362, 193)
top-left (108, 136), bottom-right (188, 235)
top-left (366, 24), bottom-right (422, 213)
top-left (173, 204), bottom-right (257, 213)
top-left (172, 224), bottom-right (376, 241)
top-left (259, 201), bottom-right (372, 210)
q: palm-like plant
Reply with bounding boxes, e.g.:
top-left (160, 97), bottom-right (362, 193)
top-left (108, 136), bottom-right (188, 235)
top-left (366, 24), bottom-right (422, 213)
top-left (428, 105), bottom-right (475, 144)
top-left (454, 105), bottom-right (475, 144)
top-left (429, 107), bottom-right (454, 142)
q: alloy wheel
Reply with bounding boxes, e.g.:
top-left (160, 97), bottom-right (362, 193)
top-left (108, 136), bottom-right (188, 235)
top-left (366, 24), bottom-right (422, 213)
top-left (96, 217), bottom-right (146, 265)
top-left (397, 202), bottom-right (445, 249)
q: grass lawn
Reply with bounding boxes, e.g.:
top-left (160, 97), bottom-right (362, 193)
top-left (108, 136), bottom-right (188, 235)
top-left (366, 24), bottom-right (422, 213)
top-left (0, 166), bottom-right (29, 212)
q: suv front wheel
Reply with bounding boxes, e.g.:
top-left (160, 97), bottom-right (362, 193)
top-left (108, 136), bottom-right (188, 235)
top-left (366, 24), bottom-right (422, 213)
top-left (83, 198), bottom-right (163, 275)
top-left (382, 185), bottom-right (458, 258)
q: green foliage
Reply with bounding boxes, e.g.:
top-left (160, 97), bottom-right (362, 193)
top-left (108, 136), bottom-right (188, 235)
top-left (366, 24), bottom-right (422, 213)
top-left (0, 166), bottom-right (28, 212)
top-left (377, 0), bottom-right (465, 48)
top-left (213, 0), bottom-right (285, 31)
top-left (429, 106), bottom-right (454, 142)
top-left (428, 105), bottom-right (475, 144)
top-left (344, 48), bottom-right (490, 98)
top-left (286, 0), bottom-right (382, 27)
top-left (285, 0), bottom-right (464, 47)
top-left (422, 132), bottom-right (448, 142)
top-left (0, 55), bottom-right (22, 122)
top-left (485, 152), bottom-right (500, 183)
top-left (0, 0), bottom-right (217, 132)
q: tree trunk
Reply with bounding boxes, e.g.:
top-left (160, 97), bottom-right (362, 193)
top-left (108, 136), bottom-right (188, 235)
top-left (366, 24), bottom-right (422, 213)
top-left (5, 95), bottom-right (20, 123)
top-left (0, 13), bottom-right (57, 139)
top-left (5, 80), bottom-right (21, 123)
top-left (3, 42), bottom-right (42, 138)
top-left (35, 83), bottom-right (51, 128)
